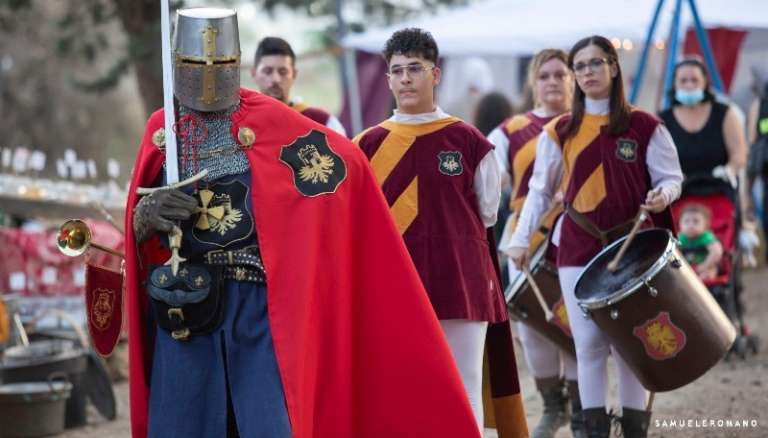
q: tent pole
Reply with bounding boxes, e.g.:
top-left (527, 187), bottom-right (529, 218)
top-left (335, 0), bottom-right (363, 135)
top-left (661, 0), bottom-right (684, 110)
top-left (687, 0), bottom-right (725, 93)
top-left (344, 49), bottom-right (364, 135)
top-left (630, 0), bottom-right (666, 104)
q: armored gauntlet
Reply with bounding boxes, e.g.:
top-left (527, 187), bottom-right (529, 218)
top-left (133, 189), bottom-right (198, 243)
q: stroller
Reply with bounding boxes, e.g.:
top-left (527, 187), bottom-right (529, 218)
top-left (671, 175), bottom-right (759, 359)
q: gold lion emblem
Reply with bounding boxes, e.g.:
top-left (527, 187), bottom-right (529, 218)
top-left (92, 289), bottom-right (115, 331)
top-left (298, 144), bottom-right (335, 184)
top-left (645, 321), bottom-right (679, 356)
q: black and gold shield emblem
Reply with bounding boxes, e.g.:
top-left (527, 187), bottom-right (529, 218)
top-left (616, 138), bottom-right (638, 162)
top-left (280, 129), bottom-right (347, 197)
top-left (438, 151), bottom-right (463, 176)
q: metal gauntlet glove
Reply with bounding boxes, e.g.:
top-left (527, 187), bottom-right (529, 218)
top-left (132, 189), bottom-right (198, 243)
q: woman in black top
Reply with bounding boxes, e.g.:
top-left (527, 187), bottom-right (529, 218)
top-left (659, 58), bottom-right (747, 181)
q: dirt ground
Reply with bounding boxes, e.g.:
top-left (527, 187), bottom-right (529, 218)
top-left (58, 269), bottom-right (768, 438)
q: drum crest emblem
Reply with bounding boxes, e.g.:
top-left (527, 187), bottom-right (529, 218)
top-left (91, 288), bottom-right (115, 331)
top-left (633, 311), bottom-right (687, 360)
top-left (551, 297), bottom-right (572, 337)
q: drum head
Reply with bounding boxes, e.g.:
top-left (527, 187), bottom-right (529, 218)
top-left (575, 229), bottom-right (673, 308)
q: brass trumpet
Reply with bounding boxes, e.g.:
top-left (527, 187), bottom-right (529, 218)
top-left (57, 219), bottom-right (124, 258)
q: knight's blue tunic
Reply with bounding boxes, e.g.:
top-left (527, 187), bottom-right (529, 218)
top-left (147, 171), bottom-right (291, 437)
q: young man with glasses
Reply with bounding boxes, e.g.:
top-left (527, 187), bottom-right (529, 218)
top-left (251, 37), bottom-right (347, 136)
top-left (354, 28), bottom-right (526, 435)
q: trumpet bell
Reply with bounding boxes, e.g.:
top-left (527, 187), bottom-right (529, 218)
top-left (57, 219), bottom-right (92, 257)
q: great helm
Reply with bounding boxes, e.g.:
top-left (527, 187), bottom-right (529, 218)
top-left (173, 8), bottom-right (240, 112)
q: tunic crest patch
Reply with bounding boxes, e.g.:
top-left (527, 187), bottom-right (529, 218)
top-left (616, 138), bottom-right (638, 162)
top-left (280, 129), bottom-right (347, 197)
top-left (191, 178), bottom-right (254, 248)
top-left (438, 151), bottom-right (463, 176)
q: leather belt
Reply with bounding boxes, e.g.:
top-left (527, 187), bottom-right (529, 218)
top-left (565, 204), bottom-right (636, 247)
top-left (205, 245), bottom-right (264, 269)
top-left (202, 245), bottom-right (266, 284)
top-left (222, 265), bottom-right (266, 284)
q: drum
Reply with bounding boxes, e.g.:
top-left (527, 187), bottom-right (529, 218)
top-left (575, 228), bottom-right (736, 392)
top-left (506, 238), bottom-right (576, 358)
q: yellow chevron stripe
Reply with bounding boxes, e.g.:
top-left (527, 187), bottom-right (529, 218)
top-left (290, 102), bottom-right (308, 113)
top-left (390, 177), bottom-right (418, 234)
top-left (370, 117), bottom-right (460, 185)
top-left (504, 115), bottom-right (531, 135)
top-left (572, 163), bottom-right (606, 213)
top-left (562, 114), bottom-right (608, 196)
top-left (510, 136), bottom-right (538, 201)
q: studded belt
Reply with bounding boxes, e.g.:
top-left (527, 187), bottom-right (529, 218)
top-left (203, 245), bottom-right (266, 284)
top-left (222, 265), bottom-right (266, 283)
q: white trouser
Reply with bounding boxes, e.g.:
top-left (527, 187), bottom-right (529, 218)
top-left (508, 263), bottom-right (577, 381)
top-left (558, 266), bottom-right (648, 410)
top-left (440, 319), bottom-right (489, 433)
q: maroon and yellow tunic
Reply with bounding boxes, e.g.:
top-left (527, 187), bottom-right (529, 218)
top-left (291, 102), bottom-right (331, 126)
top-left (546, 110), bottom-right (661, 266)
top-left (498, 113), bottom-right (561, 252)
top-left (354, 118), bottom-right (507, 323)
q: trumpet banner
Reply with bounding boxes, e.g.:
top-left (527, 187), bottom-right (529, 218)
top-left (85, 263), bottom-right (123, 357)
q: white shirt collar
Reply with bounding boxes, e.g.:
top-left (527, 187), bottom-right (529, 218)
top-left (389, 106), bottom-right (451, 124)
top-left (585, 97), bottom-right (610, 115)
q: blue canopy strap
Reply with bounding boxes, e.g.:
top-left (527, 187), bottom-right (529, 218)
top-left (631, 0), bottom-right (725, 109)
top-left (687, 0), bottom-right (725, 93)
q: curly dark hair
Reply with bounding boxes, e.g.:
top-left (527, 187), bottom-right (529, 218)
top-left (382, 28), bottom-right (439, 65)
top-left (254, 37), bottom-right (295, 67)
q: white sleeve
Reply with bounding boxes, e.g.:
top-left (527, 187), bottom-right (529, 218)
top-left (503, 131), bottom-right (563, 251)
top-left (646, 124), bottom-right (683, 206)
top-left (487, 127), bottom-right (511, 192)
top-left (325, 115), bottom-right (348, 137)
top-left (474, 151), bottom-right (502, 227)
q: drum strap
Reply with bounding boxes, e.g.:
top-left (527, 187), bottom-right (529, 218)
top-left (565, 204), bottom-right (636, 247)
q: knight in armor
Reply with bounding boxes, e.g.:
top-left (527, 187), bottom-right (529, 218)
top-left (507, 36), bottom-right (683, 438)
top-left (125, 9), bottom-right (480, 438)
top-left (354, 28), bottom-right (527, 436)
top-left (490, 48), bottom-right (585, 438)
top-left (251, 36), bottom-right (348, 136)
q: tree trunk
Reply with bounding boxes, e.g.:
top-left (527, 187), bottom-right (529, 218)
top-left (114, 0), bottom-right (163, 117)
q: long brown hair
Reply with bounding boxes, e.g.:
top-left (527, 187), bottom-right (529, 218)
top-left (565, 35), bottom-right (632, 139)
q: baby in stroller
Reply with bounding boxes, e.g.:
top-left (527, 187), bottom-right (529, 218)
top-left (672, 176), bottom-right (759, 358)
top-left (678, 203), bottom-right (724, 281)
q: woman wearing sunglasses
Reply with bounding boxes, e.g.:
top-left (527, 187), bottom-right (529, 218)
top-left (506, 35), bottom-right (683, 438)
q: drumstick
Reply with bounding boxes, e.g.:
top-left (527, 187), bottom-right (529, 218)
top-left (646, 391), bottom-right (656, 411)
top-left (607, 207), bottom-right (649, 272)
top-left (522, 265), bottom-right (555, 322)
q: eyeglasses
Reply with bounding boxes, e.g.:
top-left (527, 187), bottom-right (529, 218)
top-left (387, 63), bottom-right (435, 79)
top-left (572, 58), bottom-right (610, 75)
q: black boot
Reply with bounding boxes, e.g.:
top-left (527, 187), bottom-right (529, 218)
top-left (567, 380), bottom-right (587, 438)
top-left (531, 377), bottom-right (569, 438)
top-left (619, 407), bottom-right (651, 438)
top-left (582, 407), bottom-right (611, 438)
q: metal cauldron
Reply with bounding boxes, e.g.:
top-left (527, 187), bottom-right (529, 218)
top-left (0, 380), bottom-right (72, 437)
top-left (0, 339), bottom-right (88, 428)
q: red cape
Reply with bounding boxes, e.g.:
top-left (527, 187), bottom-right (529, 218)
top-left (125, 89), bottom-right (480, 438)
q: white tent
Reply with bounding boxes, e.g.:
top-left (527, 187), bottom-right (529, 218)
top-left (339, 0), bottom-right (768, 132)
top-left (344, 0), bottom-right (768, 56)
